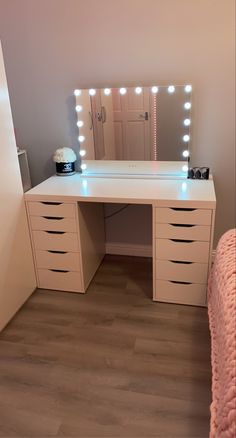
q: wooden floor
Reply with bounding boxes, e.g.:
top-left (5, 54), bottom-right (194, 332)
top-left (0, 255), bottom-right (212, 438)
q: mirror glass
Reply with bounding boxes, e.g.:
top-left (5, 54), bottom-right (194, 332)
top-left (74, 85), bottom-right (192, 162)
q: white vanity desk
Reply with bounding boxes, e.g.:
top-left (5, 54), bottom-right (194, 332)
top-left (25, 168), bottom-right (216, 306)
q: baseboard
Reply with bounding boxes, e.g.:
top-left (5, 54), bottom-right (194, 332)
top-left (105, 242), bottom-right (152, 257)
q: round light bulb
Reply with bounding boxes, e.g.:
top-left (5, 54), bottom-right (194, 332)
top-left (120, 87), bottom-right (127, 95)
top-left (104, 88), bottom-right (111, 95)
top-left (76, 105), bottom-right (82, 112)
top-left (78, 135), bottom-right (85, 142)
top-left (135, 87), bottom-right (142, 94)
top-left (182, 150), bottom-right (190, 157)
top-left (183, 135), bottom-right (190, 142)
top-left (77, 121), bottom-right (84, 128)
top-left (74, 89), bottom-right (81, 96)
top-left (79, 150), bottom-right (86, 157)
top-left (185, 85), bottom-right (192, 93)
top-left (182, 165), bottom-right (188, 173)
top-left (89, 89), bottom-right (96, 96)
top-left (151, 86), bottom-right (158, 94)
top-left (183, 118), bottom-right (191, 126)
top-left (168, 85), bottom-right (175, 93)
top-left (184, 102), bottom-right (191, 110)
top-left (81, 163), bottom-right (87, 170)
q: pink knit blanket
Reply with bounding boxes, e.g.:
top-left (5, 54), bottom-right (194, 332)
top-left (208, 229), bottom-right (236, 438)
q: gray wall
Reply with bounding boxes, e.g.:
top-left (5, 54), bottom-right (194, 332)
top-left (0, 0), bottom-right (235, 247)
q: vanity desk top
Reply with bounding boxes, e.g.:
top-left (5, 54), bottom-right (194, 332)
top-left (25, 173), bottom-right (216, 208)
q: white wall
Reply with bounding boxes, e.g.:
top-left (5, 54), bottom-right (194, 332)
top-left (0, 0), bottom-right (235, 246)
top-left (0, 42), bottom-right (36, 331)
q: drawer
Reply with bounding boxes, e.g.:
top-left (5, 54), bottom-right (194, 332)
top-left (155, 260), bottom-right (208, 284)
top-left (37, 269), bottom-right (83, 293)
top-left (154, 280), bottom-right (207, 306)
top-left (155, 223), bottom-right (211, 241)
top-left (30, 216), bottom-right (77, 232)
top-left (35, 250), bottom-right (81, 271)
top-left (155, 239), bottom-right (210, 263)
top-left (32, 230), bottom-right (79, 252)
top-left (28, 201), bottom-right (76, 218)
top-left (155, 207), bottom-right (212, 225)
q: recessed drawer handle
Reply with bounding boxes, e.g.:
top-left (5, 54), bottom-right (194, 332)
top-left (169, 260), bottom-right (193, 265)
top-left (169, 280), bottom-right (192, 285)
top-left (170, 223), bottom-right (194, 228)
top-left (47, 250), bottom-right (68, 254)
top-left (45, 231), bottom-right (65, 234)
top-left (43, 216), bottom-right (64, 220)
top-left (41, 202), bottom-right (62, 205)
top-left (170, 239), bottom-right (194, 243)
top-left (50, 269), bottom-right (69, 273)
top-left (170, 208), bottom-right (196, 212)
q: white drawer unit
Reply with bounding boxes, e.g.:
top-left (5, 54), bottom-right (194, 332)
top-left (26, 199), bottom-right (105, 294)
top-left (153, 206), bottom-right (214, 306)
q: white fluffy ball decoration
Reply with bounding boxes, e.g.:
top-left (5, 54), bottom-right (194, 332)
top-left (53, 147), bottom-right (77, 163)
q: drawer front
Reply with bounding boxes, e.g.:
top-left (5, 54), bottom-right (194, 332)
top-left (37, 269), bottom-right (83, 293)
top-left (155, 223), bottom-right (211, 241)
top-left (155, 208), bottom-right (212, 225)
top-left (155, 239), bottom-right (210, 263)
top-left (35, 250), bottom-right (81, 271)
top-left (32, 231), bottom-right (79, 252)
top-left (30, 216), bottom-right (77, 232)
top-left (154, 280), bottom-right (207, 306)
top-left (28, 201), bottom-right (76, 218)
top-left (156, 260), bottom-right (208, 284)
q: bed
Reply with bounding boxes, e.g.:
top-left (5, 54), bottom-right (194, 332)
top-left (208, 228), bottom-right (236, 437)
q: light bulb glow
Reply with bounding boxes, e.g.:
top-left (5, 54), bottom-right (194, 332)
top-left (183, 135), bottom-right (190, 142)
top-left (151, 86), bottom-right (158, 94)
top-left (135, 87), bottom-right (142, 94)
top-left (168, 85), bottom-right (175, 93)
top-left (182, 150), bottom-right (190, 158)
top-left (78, 135), bottom-right (85, 142)
top-left (185, 85), bottom-right (192, 93)
top-left (79, 149), bottom-right (86, 157)
top-left (77, 121), bottom-right (84, 128)
top-left (74, 89), bottom-right (81, 96)
top-left (82, 179), bottom-right (88, 189)
top-left (89, 88), bottom-right (96, 96)
top-left (76, 105), bottom-right (82, 112)
top-left (81, 163), bottom-right (87, 170)
top-left (184, 118), bottom-right (191, 126)
top-left (120, 87), bottom-right (127, 95)
top-left (104, 88), bottom-right (111, 95)
top-left (181, 181), bottom-right (187, 190)
top-left (184, 102), bottom-right (191, 110)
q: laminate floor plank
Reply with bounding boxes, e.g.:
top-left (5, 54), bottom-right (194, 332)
top-left (0, 255), bottom-right (211, 437)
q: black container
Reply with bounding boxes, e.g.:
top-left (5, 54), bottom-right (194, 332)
top-left (56, 162), bottom-right (75, 176)
top-left (188, 167), bottom-right (209, 180)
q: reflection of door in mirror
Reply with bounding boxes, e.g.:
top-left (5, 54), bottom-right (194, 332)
top-left (75, 86), bottom-right (192, 162)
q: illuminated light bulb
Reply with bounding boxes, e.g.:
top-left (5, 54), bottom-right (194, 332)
top-left (78, 135), bottom-right (85, 142)
top-left (89, 88), bottom-right (96, 96)
top-left (182, 166), bottom-right (188, 173)
top-left (74, 89), bottom-right (81, 96)
top-left (183, 134), bottom-right (190, 142)
top-left (182, 150), bottom-right (190, 158)
top-left (185, 85), bottom-right (192, 93)
top-left (120, 87), bottom-right (127, 95)
top-left (81, 163), bottom-right (87, 170)
top-left (183, 118), bottom-right (191, 126)
top-left (76, 105), bottom-right (82, 112)
top-left (184, 102), bottom-right (191, 110)
top-left (151, 86), bottom-right (158, 94)
top-left (135, 87), bottom-right (142, 94)
top-left (168, 85), bottom-right (175, 93)
top-left (79, 149), bottom-right (86, 157)
top-left (104, 88), bottom-right (111, 95)
top-left (77, 121), bottom-right (84, 128)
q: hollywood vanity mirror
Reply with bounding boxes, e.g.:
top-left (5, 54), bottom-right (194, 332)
top-left (74, 84), bottom-right (192, 177)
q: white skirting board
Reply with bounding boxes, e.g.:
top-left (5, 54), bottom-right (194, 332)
top-left (106, 242), bottom-right (216, 260)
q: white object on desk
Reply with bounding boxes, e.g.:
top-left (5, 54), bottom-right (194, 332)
top-left (25, 166), bottom-right (216, 306)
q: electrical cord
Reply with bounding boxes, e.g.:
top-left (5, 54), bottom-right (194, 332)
top-left (104, 204), bottom-right (130, 220)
